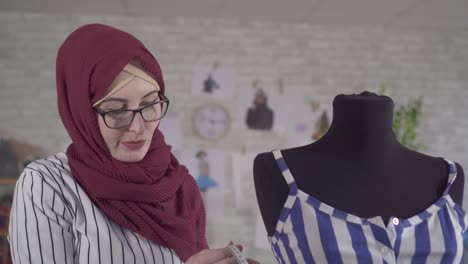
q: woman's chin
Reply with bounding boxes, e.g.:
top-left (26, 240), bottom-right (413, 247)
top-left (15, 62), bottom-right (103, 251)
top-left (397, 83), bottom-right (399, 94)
top-left (112, 149), bottom-right (148, 162)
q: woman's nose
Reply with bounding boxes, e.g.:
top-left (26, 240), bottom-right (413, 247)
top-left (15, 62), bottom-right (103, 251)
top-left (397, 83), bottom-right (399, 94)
top-left (128, 113), bottom-right (145, 134)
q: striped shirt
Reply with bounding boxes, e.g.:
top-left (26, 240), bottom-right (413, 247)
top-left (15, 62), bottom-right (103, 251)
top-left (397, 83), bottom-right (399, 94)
top-left (269, 150), bottom-right (468, 264)
top-left (8, 153), bottom-right (183, 264)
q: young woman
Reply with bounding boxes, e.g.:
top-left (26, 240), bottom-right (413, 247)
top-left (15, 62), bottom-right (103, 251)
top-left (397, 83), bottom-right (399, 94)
top-left (8, 23), bottom-right (256, 264)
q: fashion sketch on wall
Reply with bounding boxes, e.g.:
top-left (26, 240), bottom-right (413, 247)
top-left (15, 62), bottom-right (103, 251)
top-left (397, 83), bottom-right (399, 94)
top-left (203, 73), bottom-right (220, 94)
top-left (237, 80), bottom-right (280, 132)
top-left (312, 109), bottom-right (330, 141)
top-left (191, 61), bottom-right (236, 100)
top-left (179, 149), bottom-right (225, 217)
top-left (279, 96), bottom-right (332, 148)
top-left (195, 150), bottom-right (218, 192)
top-left (245, 89), bottom-right (274, 131)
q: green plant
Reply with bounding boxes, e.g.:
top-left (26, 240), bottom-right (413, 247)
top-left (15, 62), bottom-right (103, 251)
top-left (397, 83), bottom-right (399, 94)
top-left (379, 83), bottom-right (426, 151)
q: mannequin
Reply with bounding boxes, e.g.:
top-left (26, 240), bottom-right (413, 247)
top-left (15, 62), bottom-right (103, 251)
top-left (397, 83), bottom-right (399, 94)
top-left (254, 91), bottom-right (465, 236)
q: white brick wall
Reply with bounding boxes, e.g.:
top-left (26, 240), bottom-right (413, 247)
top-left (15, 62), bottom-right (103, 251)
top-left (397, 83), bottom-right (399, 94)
top-left (1, 11), bottom-right (468, 262)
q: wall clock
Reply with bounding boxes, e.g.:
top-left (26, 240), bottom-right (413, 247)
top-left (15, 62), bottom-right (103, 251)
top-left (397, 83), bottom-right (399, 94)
top-left (192, 103), bottom-right (231, 140)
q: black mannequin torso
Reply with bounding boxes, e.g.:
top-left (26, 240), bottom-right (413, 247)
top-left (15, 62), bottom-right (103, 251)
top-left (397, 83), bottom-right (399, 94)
top-left (254, 92), bottom-right (465, 236)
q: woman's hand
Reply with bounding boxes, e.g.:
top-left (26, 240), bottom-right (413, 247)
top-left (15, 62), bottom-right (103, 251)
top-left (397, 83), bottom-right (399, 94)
top-left (186, 242), bottom-right (260, 264)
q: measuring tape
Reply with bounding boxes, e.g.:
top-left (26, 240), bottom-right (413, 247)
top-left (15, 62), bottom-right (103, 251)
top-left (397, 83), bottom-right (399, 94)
top-left (228, 245), bottom-right (248, 264)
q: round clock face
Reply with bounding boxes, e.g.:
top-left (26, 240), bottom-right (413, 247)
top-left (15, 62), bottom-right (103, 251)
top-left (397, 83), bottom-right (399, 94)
top-left (192, 104), bottom-right (230, 140)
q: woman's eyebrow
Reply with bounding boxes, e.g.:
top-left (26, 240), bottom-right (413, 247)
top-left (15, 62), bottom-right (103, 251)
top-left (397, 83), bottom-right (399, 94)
top-left (101, 98), bottom-right (126, 103)
top-left (102, 90), bottom-right (159, 103)
top-left (142, 90), bottom-right (159, 99)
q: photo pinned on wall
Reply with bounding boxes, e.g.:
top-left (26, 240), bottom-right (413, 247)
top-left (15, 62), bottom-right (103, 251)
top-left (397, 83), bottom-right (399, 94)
top-left (239, 78), bottom-right (333, 148)
top-left (158, 111), bottom-right (183, 159)
top-left (191, 61), bottom-right (236, 100)
top-left (231, 150), bottom-right (257, 209)
top-left (285, 97), bottom-right (332, 148)
top-left (195, 150), bottom-right (218, 192)
top-left (312, 107), bottom-right (331, 141)
top-left (179, 149), bottom-right (225, 217)
top-left (238, 78), bottom-right (322, 139)
top-left (237, 80), bottom-right (277, 132)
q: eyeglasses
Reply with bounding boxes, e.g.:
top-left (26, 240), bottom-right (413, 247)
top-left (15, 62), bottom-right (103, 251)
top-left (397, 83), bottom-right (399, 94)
top-left (95, 94), bottom-right (169, 129)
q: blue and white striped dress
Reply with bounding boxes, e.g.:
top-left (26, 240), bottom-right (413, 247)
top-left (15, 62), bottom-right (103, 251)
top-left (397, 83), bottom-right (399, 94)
top-left (269, 150), bottom-right (468, 264)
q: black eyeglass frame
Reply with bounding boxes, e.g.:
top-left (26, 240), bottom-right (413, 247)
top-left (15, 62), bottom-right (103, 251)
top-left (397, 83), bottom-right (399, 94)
top-left (94, 93), bottom-right (170, 129)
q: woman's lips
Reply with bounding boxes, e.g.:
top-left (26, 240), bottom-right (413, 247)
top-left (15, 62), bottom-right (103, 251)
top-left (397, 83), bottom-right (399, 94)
top-left (121, 140), bottom-right (145, 150)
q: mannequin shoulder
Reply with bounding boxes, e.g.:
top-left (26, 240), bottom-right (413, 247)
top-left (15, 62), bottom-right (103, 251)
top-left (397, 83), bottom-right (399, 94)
top-left (253, 151), bottom-right (289, 191)
top-left (253, 151), bottom-right (276, 174)
top-left (253, 151), bottom-right (291, 235)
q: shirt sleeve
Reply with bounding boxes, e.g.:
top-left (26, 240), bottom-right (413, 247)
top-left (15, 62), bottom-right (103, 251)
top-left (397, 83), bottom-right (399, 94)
top-left (8, 168), bottom-right (76, 264)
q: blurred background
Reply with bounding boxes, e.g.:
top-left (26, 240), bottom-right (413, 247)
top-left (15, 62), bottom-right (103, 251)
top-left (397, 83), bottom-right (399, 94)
top-left (0, 0), bottom-right (468, 262)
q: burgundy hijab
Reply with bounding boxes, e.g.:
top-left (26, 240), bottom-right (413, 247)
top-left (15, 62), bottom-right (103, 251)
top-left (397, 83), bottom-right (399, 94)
top-left (56, 24), bottom-right (207, 261)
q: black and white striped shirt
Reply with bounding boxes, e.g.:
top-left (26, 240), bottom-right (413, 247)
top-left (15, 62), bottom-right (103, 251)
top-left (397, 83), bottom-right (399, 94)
top-left (8, 153), bottom-right (184, 264)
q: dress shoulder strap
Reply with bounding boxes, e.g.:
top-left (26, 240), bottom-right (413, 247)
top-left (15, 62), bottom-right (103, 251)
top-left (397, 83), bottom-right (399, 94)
top-left (273, 149), bottom-right (298, 195)
top-left (443, 159), bottom-right (458, 196)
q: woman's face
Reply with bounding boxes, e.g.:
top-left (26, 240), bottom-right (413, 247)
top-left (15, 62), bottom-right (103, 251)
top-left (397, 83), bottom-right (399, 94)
top-left (254, 94), bottom-right (266, 105)
top-left (96, 77), bottom-right (161, 162)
